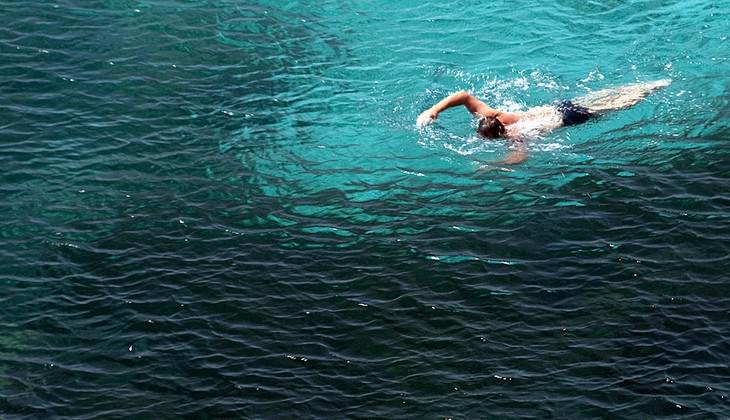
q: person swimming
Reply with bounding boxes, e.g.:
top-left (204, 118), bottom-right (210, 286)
top-left (417, 79), bottom-right (671, 164)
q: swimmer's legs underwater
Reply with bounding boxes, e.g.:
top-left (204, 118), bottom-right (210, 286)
top-left (574, 79), bottom-right (671, 114)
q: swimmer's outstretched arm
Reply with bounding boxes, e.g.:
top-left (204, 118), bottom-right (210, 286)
top-left (417, 91), bottom-right (518, 127)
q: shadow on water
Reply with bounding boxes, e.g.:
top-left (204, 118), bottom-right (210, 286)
top-left (0, 1), bottom-right (357, 417)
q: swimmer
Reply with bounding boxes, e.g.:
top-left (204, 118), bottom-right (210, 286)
top-left (417, 79), bottom-right (671, 164)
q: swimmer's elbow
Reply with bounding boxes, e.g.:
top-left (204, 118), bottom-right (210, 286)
top-left (451, 90), bottom-right (471, 103)
top-left (502, 155), bottom-right (527, 165)
top-left (502, 145), bottom-right (527, 165)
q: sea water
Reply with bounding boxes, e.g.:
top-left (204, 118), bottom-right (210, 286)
top-left (1, 0), bottom-right (729, 417)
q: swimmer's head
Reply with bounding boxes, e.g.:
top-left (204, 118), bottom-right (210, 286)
top-left (477, 116), bottom-right (505, 138)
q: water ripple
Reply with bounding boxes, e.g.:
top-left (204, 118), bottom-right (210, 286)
top-left (1, 0), bottom-right (730, 418)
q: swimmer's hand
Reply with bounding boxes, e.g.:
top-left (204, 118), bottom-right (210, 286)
top-left (416, 107), bottom-right (438, 127)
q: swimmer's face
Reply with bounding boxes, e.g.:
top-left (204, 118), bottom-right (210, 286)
top-left (477, 116), bottom-right (505, 138)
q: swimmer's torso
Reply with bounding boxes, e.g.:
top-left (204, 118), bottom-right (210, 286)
top-left (503, 105), bottom-right (563, 140)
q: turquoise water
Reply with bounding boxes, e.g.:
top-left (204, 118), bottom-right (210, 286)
top-left (1, 0), bottom-right (729, 417)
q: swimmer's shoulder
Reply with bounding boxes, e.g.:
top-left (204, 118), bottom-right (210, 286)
top-left (496, 106), bottom-right (556, 125)
top-left (495, 111), bottom-right (521, 125)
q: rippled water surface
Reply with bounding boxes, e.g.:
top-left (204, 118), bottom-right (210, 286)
top-left (2, 0), bottom-right (729, 417)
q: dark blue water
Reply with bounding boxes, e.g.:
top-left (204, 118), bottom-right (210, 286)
top-left (1, 0), bottom-right (729, 418)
